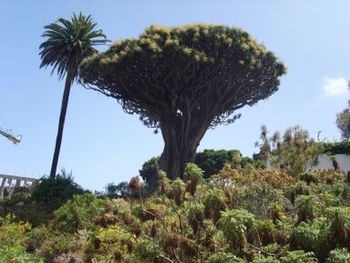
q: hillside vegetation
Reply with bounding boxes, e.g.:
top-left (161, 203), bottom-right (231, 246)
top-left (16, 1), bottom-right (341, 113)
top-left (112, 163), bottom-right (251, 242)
top-left (1, 158), bottom-right (350, 262)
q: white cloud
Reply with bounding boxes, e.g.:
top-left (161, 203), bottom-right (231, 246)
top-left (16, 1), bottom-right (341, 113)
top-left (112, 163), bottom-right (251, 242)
top-left (323, 77), bottom-right (349, 96)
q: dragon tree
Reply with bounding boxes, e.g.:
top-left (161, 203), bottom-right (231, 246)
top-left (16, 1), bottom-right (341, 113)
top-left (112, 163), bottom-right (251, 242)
top-left (80, 24), bottom-right (286, 181)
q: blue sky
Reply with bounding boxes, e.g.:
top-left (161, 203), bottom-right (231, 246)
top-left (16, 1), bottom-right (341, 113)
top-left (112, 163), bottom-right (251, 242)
top-left (0, 0), bottom-right (349, 191)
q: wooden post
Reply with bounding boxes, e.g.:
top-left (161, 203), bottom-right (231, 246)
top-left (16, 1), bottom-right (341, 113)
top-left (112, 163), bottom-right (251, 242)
top-left (15, 179), bottom-right (21, 188)
top-left (0, 178), bottom-right (6, 199)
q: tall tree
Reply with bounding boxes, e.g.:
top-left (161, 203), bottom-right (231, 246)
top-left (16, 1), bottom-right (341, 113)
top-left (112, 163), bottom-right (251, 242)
top-left (80, 24), bottom-right (286, 180)
top-left (336, 101), bottom-right (350, 141)
top-left (40, 13), bottom-right (108, 178)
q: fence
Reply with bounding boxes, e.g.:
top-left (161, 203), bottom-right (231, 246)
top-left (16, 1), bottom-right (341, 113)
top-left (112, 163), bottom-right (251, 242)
top-left (0, 174), bottom-right (39, 199)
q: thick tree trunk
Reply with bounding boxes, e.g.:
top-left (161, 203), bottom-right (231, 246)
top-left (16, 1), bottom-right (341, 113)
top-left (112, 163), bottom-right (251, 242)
top-left (49, 73), bottom-right (74, 179)
top-left (158, 115), bottom-right (209, 180)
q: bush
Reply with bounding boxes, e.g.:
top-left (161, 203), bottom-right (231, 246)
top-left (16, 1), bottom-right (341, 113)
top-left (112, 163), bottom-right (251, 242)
top-left (289, 219), bottom-right (329, 260)
top-left (31, 172), bottom-right (84, 212)
top-left (205, 252), bottom-right (245, 263)
top-left (280, 250), bottom-right (318, 263)
top-left (0, 215), bottom-right (43, 262)
top-left (252, 256), bottom-right (280, 263)
top-left (0, 215), bottom-right (30, 247)
top-left (134, 239), bottom-right (161, 263)
top-left (52, 193), bottom-right (104, 233)
top-left (0, 245), bottom-right (43, 263)
top-left (326, 248), bottom-right (350, 263)
top-left (299, 172), bottom-right (319, 185)
top-left (219, 209), bottom-right (255, 250)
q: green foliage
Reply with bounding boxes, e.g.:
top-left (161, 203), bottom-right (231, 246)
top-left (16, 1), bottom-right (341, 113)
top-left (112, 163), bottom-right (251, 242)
top-left (219, 209), bottom-right (255, 249)
top-left (52, 193), bottom-right (104, 233)
top-left (31, 173), bottom-right (84, 212)
top-left (195, 149), bottom-right (265, 178)
top-left (195, 149), bottom-right (239, 178)
top-left (295, 195), bottom-right (320, 223)
top-left (104, 181), bottom-right (130, 198)
top-left (0, 172), bottom-right (86, 226)
top-left (289, 219), bottom-right (329, 259)
top-left (252, 256), bottom-right (280, 263)
top-left (205, 252), bottom-right (245, 263)
top-left (36, 233), bottom-right (76, 260)
top-left (204, 188), bottom-right (226, 222)
top-left (326, 248), bottom-right (350, 263)
top-left (336, 101), bottom-right (350, 141)
top-left (0, 215), bottom-right (43, 262)
top-left (322, 141), bottom-right (350, 155)
top-left (0, 215), bottom-right (30, 247)
top-left (280, 250), bottom-right (318, 263)
top-left (40, 13), bottom-right (108, 179)
top-left (134, 239), bottom-right (161, 263)
top-left (139, 157), bottom-right (159, 184)
top-left (184, 163), bottom-right (203, 195)
top-left (81, 24), bottom-right (285, 180)
top-left (6, 149), bottom-right (350, 262)
top-left (188, 203), bottom-right (205, 234)
top-left (0, 245), bottom-right (43, 263)
top-left (326, 207), bottom-right (350, 247)
top-left (40, 12), bottom-right (108, 80)
top-left (285, 181), bottom-right (311, 204)
top-left (255, 219), bottom-right (276, 245)
top-left (139, 150), bottom-right (265, 187)
top-left (166, 178), bottom-right (186, 206)
top-left (257, 126), bottom-right (324, 177)
top-left (299, 172), bottom-right (319, 185)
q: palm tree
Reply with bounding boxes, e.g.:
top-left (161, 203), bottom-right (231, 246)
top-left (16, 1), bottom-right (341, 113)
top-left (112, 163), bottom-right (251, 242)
top-left (39, 13), bottom-right (108, 178)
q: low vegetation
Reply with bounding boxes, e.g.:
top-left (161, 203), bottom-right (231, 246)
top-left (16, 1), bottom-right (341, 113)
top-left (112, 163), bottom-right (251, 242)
top-left (1, 153), bottom-right (349, 262)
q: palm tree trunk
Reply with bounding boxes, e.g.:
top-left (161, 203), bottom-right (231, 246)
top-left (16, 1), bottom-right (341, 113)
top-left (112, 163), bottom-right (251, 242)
top-left (49, 73), bottom-right (74, 179)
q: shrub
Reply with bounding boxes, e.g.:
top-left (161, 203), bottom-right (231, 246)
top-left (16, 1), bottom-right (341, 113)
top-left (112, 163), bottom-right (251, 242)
top-left (37, 233), bottom-right (76, 260)
top-left (0, 215), bottom-right (30, 247)
top-left (256, 126), bottom-right (323, 177)
top-left (134, 239), bottom-right (161, 263)
top-left (188, 203), bottom-right (205, 234)
top-left (52, 193), bottom-right (104, 233)
top-left (31, 172), bottom-right (84, 213)
top-left (255, 220), bottom-right (276, 245)
top-left (184, 163), bottom-right (203, 195)
top-left (251, 256), bottom-right (280, 263)
top-left (0, 245), bottom-right (43, 263)
top-left (204, 188), bottom-right (226, 223)
top-left (289, 219), bottom-right (330, 260)
top-left (285, 182), bottom-right (310, 204)
top-left (0, 215), bottom-right (43, 262)
top-left (299, 172), bottom-right (319, 185)
top-left (166, 179), bottom-right (186, 206)
top-left (219, 209), bottom-right (255, 250)
top-left (280, 250), bottom-right (318, 263)
top-left (205, 252), bottom-right (245, 263)
top-left (326, 207), bottom-right (350, 247)
top-left (326, 248), bottom-right (350, 263)
top-left (295, 195), bottom-right (320, 223)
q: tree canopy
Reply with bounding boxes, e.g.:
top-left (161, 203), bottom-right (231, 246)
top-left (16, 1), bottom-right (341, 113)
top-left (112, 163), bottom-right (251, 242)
top-left (80, 24), bottom-right (286, 180)
top-left (336, 101), bottom-right (350, 141)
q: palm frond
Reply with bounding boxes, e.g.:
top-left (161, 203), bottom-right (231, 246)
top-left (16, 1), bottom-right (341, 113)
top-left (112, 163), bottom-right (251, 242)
top-left (39, 12), bottom-right (109, 80)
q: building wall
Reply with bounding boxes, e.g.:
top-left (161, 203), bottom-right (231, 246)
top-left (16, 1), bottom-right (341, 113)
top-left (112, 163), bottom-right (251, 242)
top-left (309, 154), bottom-right (350, 172)
top-left (267, 154), bottom-right (350, 172)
